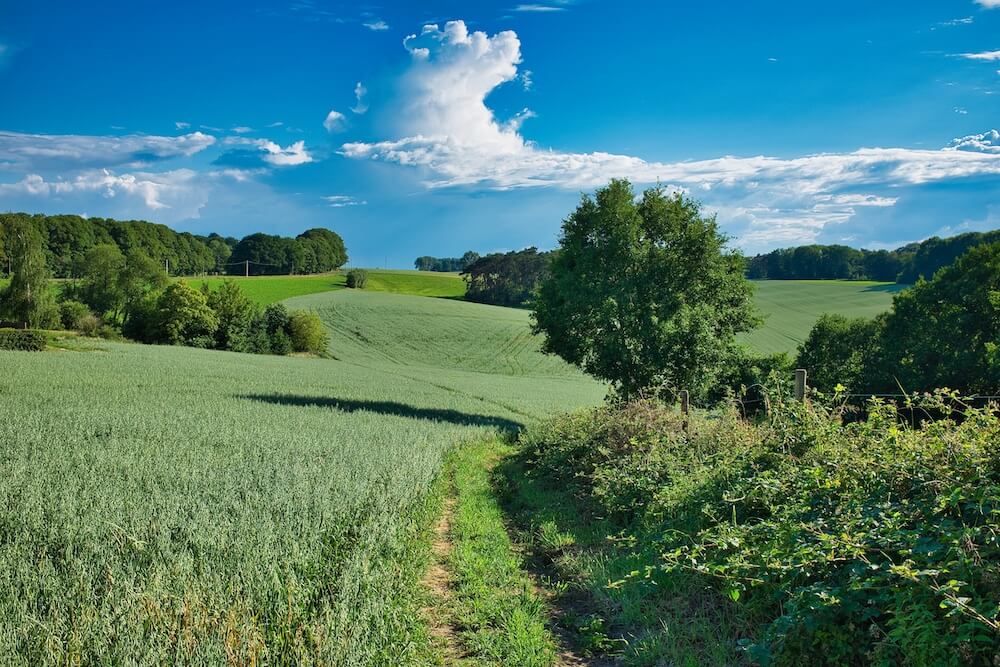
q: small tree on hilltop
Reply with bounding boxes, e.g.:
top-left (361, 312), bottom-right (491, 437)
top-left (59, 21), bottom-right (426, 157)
top-left (532, 179), bottom-right (759, 400)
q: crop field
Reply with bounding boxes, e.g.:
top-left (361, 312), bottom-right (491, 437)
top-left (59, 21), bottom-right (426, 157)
top-left (0, 286), bottom-right (603, 664)
top-left (740, 279), bottom-right (904, 354)
top-left (188, 269), bottom-right (464, 305)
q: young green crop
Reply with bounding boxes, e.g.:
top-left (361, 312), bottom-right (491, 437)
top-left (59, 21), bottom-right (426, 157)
top-left (0, 288), bottom-right (603, 664)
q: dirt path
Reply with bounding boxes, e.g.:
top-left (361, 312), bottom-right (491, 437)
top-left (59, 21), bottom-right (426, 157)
top-left (421, 496), bottom-right (465, 663)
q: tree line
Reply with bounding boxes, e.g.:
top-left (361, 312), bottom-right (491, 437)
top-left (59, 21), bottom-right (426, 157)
top-left (745, 230), bottom-right (1000, 283)
top-left (414, 251), bottom-right (480, 272)
top-left (0, 213), bottom-right (347, 278)
top-left (0, 217), bottom-right (328, 356)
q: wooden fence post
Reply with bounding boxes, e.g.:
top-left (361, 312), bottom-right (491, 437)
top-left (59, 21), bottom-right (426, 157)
top-left (679, 389), bottom-right (690, 432)
top-left (794, 369), bottom-right (808, 402)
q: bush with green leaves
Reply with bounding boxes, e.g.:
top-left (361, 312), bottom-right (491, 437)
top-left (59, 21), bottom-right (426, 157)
top-left (152, 282), bottom-right (219, 346)
top-left (288, 310), bottom-right (328, 354)
top-left (520, 393), bottom-right (1000, 665)
top-left (58, 300), bottom-right (92, 330)
top-left (346, 269), bottom-right (368, 289)
top-left (795, 313), bottom-right (885, 394)
top-left (0, 328), bottom-right (46, 351)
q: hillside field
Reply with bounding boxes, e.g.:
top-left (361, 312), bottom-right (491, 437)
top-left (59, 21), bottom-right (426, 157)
top-left (0, 284), bottom-right (602, 664)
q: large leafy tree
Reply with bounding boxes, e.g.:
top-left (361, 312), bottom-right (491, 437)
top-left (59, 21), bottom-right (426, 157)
top-left (1, 217), bottom-right (58, 328)
top-left (153, 282), bottom-right (218, 346)
top-left (795, 314), bottom-right (885, 394)
top-left (533, 179), bottom-right (758, 400)
top-left (881, 242), bottom-right (1000, 394)
top-left (75, 243), bottom-right (126, 317)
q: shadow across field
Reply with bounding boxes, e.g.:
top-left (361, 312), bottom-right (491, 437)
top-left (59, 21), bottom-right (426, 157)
top-left (862, 283), bottom-right (909, 293)
top-left (239, 393), bottom-right (522, 431)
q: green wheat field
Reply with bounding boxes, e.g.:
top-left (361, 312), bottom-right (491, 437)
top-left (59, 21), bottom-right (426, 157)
top-left (0, 272), bottom-right (901, 662)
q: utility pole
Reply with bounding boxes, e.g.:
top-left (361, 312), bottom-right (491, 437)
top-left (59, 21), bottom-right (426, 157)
top-left (245, 259), bottom-right (250, 277)
top-left (165, 258), bottom-right (169, 275)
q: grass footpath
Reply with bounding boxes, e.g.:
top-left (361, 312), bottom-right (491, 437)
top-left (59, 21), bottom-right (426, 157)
top-left (431, 436), bottom-right (559, 666)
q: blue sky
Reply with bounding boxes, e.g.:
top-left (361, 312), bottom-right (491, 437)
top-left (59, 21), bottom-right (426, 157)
top-left (1, 1), bottom-right (999, 266)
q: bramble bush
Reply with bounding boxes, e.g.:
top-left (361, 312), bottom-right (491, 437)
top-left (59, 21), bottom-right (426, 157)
top-left (520, 392), bottom-right (1000, 665)
top-left (0, 328), bottom-right (46, 351)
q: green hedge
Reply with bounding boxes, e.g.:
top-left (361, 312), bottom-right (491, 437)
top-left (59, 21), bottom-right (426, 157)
top-left (0, 329), bottom-right (47, 352)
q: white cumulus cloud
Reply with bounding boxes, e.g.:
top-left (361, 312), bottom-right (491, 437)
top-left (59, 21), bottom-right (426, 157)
top-left (341, 20), bottom-right (1000, 248)
top-left (946, 129), bottom-right (1000, 153)
top-left (974, 0), bottom-right (1000, 8)
top-left (324, 109), bottom-right (347, 132)
top-left (224, 137), bottom-right (313, 166)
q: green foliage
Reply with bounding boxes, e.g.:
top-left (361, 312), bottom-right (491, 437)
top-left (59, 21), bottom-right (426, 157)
top-left (346, 268), bottom-right (369, 289)
top-left (795, 313), bottom-right (885, 394)
top-left (533, 179), bottom-right (759, 400)
top-left (206, 279), bottom-right (259, 352)
top-left (0, 217), bottom-right (58, 328)
top-left (0, 328), bottom-right (46, 351)
top-left (153, 282), bottom-right (219, 346)
top-left (881, 242), bottom-right (1000, 394)
top-left (745, 229), bottom-right (1000, 283)
top-left (73, 243), bottom-right (126, 317)
top-left (463, 247), bottom-right (549, 308)
top-left (227, 229), bottom-right (347, 276)
top-left (521, 395), bottom-right (1000, 665)
top-left (58, 300), bottom-right (93, 330)
top-left (414, 250), bottom-right (479, 272)
top-left (288, 310), bottom-right (328, 354)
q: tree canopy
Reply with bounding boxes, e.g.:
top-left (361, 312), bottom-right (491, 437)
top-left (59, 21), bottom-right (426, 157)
top-left (0, 213), bottom-right (347, 279)
top-left (533, 179), bottom-right (759, 400)
top-left (463, 248), bottom-right (549, 308)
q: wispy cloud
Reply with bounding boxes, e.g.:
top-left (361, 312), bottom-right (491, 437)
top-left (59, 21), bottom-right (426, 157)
top-left (352, 82), bottom-right (368, 114)
top-left (939, 16), bottom-right (974, 26)
top-left (231, 126), bottom-right (254, 134)
top-left (363, 19), bottom-right (389, 31)
top-left (0, 130), bottom-right (215, 171)
top-left (175, 121), bottom-right (190, 130)
top-left (323, 195), bottom-right (366, 207)
top-left (974, 0), bottom-right (1000, 8)
top-left (959, 49), bottom-right (1000, 60)
top-left (513, 4), bottom-right (568, 11)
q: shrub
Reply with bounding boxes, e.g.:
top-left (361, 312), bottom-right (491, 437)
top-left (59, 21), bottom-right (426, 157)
top-left (0, 328), bottom-right (46, 351)
top-left (270, 328), bottom-right (293, 356)
top-left (288, 310), bottom-right (328, 354)
top-left (206, 280), bottom-right (259, 352)
top-left (796, 313), bottom-right (885, 394)
top-left (521, 393), bottom-right (1000, 665)
top-left (77, 314), bottom-right (102, 337)
top-left (346, 269), bottom-right (368, 289)
top-left (59, 300), bottom-right (92, 330)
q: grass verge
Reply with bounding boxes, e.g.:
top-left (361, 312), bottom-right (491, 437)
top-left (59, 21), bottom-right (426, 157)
top-left (438, 436), bottom-right (558, 666)
top-left (498, 453), bottom-right (743, 666)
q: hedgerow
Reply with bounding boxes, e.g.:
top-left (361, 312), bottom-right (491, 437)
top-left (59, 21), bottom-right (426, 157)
top-left (0, 328), bottom-right (46, 351)
top-left (520, 392), bottom-right (1000, 665)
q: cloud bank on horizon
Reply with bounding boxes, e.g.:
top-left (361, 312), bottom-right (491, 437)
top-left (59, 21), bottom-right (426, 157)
top-left (342, 19), bottom-right (1000, 247)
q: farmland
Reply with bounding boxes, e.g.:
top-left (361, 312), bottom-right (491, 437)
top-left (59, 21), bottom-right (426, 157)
top-left (740, 279), bottom-right (904, 354)
top-left (0, 283), bottom-right (603, 664)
